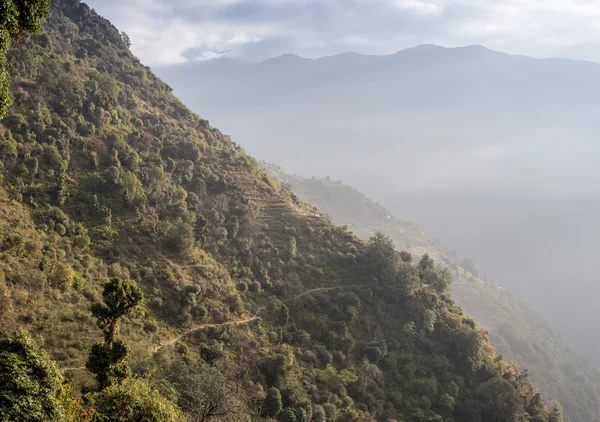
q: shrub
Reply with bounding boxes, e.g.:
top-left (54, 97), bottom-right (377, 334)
top-left (93, 378), bottom-right (185, 421)
top-left (262, 387), bottom-right (282, 417)
top-left (0, 331), bottom-right (65, 421)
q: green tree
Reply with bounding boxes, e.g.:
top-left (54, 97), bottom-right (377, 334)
top-left (262, 387), bottom-right (282, 418)
top-left (0, 331), bottom-right (64, 421)
top-left (417, 254), bottom-right (435, 280)
top-left (364, 232), bottom-right (397, 283)
top-left (1, 0), bottom-right (50, 117)
top-left (86, 277), bottom-right (143, 389)
top-left (26, 156), bottom-right (38, 183)
top-left (477, 377), bottom-right (523, 422)
top-left (226, 215), bottom-right (239, 239)
top-left (120, 170), bottom-right (144, 206)
top-left (423, 266), bottom-right (452, 293)
top-left (93, 378), bottom-right (185, 421)
top-left (294, 408), bottom-right (308, 422)
top-left (399, 250), bottom-right (413, 263)
top-left (163, 218), bottom-right (195, 255)
top-left (312, 405), bottom-right (326, 422)
top-left (548, 402), bottom-right (563, 422)
top-left (278, 304), bottom-right (290, 326)
top-left (281, 407), bottom-right (296, 422)
top-left (286, 236), bottom-right (297, 260)
top-left (195, 214), bottom-right (209, 248)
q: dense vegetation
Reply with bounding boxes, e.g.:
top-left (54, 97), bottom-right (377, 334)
top-left (0, 0), bottom-right (50, 117)
top-left (0, 0), bottom-right (562, 420)
top-left (263, 163), bottom-right (599, 422)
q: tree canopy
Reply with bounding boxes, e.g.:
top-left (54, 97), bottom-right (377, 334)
top-left (1, 0), bottom-right (50, 117)
top-left (0, 331), bottom-right (64, 421)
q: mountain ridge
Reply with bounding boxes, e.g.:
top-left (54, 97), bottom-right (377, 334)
top-left (0, 0), bottom-right (562, 420)
top-left (189, 43), bottom-right (599, 68)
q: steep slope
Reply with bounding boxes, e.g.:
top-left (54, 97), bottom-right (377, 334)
top-left (0, 1), bottom-right (560, 420)
top-left (263, 163), bottom-right (600, 422)
top-left (155, 45), bottom-right (600, 367)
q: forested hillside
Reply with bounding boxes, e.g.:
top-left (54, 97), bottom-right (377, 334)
top-left (156, 41), bottom-right (600, 368)
top-left (263, 163), bottom-right (600, 422)
top-left (0, 1), bottom-right (561, 420)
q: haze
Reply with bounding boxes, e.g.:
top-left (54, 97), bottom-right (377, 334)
top-left (89, 0), bottom-right (600, 362)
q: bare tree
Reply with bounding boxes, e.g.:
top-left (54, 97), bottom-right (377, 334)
top-left (23, 270), bottom-right (45, 306)
top-left (178, 365), bottom-right (248, 422)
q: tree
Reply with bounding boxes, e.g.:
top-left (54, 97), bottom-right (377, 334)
top-left (278, 304), bottom-right (290, 326)
top-left (177, 365), bottom-right (247, 421)
top-left (477, 377), bottom-right (523, 422)
top-left (86, 277), bottom-right (143, 389)
top-left (262, 387), bottom-right (282, 418)
top-left (163, 218), bottom-right (195, 255)
top-left (286, 236), bottom-right (297, 260)
top-left (120, 31), bottom-right (131, 49)
top-left (195, 214), bottom-right (209, 248)
top-left (547, 402), bottom-right (563, 422)
top-left (417, 254), bottom-right (435, 280)
top-left (226, 215), bottom-right (239, 239)
top-left (281, 407), bottom-right (297, 422)
top-left (120, 170), bottom-right (145, 206)
top-left (461, 257), bottom-right (475, 275)
top-left (364, 232), bottom-right (397, 283)
top-left (0, 331), bottom-right (64, 421)
top-left (1, 0), bottom-right (50, 117)
top-left (26, 157), bottom-right (38, 183)
top-left (399, 250), bottom-right (413, 263)
top-left (312, 405), bottom-right (326, 422)
top-left (23, 269), bottom-right (45, 305)
top-left (422, 266), bottom-right (452, 294)
top-left (94, 378), bottom-right (185, 422)
top-left (294, 408), bottom-right (308, 422)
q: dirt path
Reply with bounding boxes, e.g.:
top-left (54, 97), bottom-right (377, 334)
top-left (289, 285), bottom-right (365, 302)
top-left (60, 283), bottom-right (360, 372)
top-left (290, 287), bottom-right (334, 301)
top-left (61, 313), bottom-right (262, 372)
top-left (151, 315), bottom-right (259, 353)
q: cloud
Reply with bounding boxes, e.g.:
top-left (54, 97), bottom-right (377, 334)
top-left (85, 0), bottom-right (600, 66)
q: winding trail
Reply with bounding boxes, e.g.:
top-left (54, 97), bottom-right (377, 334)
top-left (290, 287), bottom-right (334, 301)
top-left (151, 314), bottom-right (261, 354)
top-left (60, 284), bottom-right (361, 372)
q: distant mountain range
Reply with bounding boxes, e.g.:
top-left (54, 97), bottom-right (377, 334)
top-left (156, 43), bottom-right (600, 196)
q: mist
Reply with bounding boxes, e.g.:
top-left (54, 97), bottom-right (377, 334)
top-left (156, 44), bottom-right (600, 363)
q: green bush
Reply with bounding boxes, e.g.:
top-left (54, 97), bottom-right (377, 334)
top-left (93, 378), bottom-right (185, 421)
top-left (0, 331), bottom-right (65, 421)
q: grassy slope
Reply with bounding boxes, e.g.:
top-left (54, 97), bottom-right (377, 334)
top-left (0, 1), bottom-right (558, 420)
top-left (263, 162), bottom-right (600, 422)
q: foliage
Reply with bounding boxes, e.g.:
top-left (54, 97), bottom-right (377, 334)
top-left (0, 0), bottom-right (50, 117)
top-left (92, 378), bottom-right (185, 422)
top-left (264, 163), bottom-right (595, 422)
top-left (86, 278), bottom-right (143, 389)
top-left (175, 363), bottom-right (248, 421)
top-left (0, 2), bottom-right (564, 421)
top-left (0, 331), bottom-right (64, 421)
top-left (263, 387), bottom-right (282, 417)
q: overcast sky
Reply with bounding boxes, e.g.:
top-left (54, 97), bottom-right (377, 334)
top-left (85, 0), bottom-right (600, 67)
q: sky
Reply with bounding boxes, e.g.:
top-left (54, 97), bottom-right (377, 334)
top-left (84, 0), bottom-right (600, 67)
